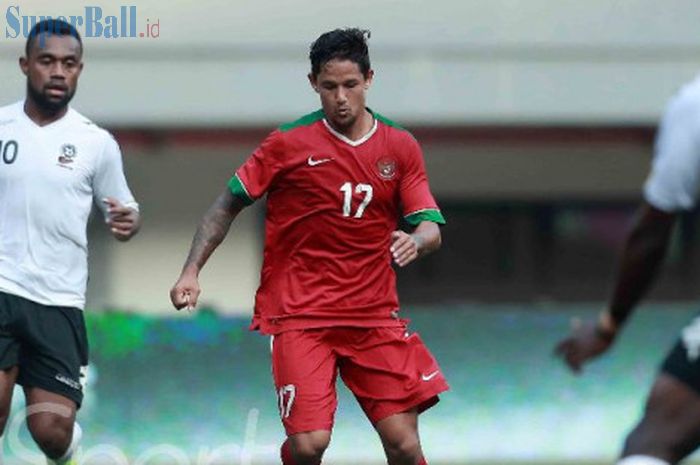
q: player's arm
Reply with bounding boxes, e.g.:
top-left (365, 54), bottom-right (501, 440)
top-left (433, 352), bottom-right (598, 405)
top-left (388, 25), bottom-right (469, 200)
top-left (556, 94), bottom-right (700, 373)
top-left (94, 135), bottom-right (140, 241)
top-left (555, 203), bottom-right (676, 372)
top-left (394, 134), bottom-right (445, 267)
top-left (391, 221), bottom-right (441, 267)
top-left (605, 203), bottom-right (676, 330)
top-left (103, 197), bottom-right (141, 242)
top-left (170, 129), bottom-right (283, 310)
top-left (170, 188), bottom-right (245, 310)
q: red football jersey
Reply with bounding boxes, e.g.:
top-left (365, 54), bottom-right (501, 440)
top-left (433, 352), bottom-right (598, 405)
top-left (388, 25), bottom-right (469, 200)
top-left (229, 110), bottom-right (445, 334)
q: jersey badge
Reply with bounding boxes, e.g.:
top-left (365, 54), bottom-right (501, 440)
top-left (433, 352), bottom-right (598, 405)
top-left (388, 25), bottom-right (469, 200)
top-left (58, 144), bottom-right (77, 166)
top-left (377, 157), bottom-right (396, 180)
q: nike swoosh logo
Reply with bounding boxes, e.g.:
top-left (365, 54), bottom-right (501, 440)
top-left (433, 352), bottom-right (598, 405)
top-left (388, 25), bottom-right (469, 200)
top-left (421, 371), bottom-right (439, 381)
top-left (308, 156), bottom-right (333, 166)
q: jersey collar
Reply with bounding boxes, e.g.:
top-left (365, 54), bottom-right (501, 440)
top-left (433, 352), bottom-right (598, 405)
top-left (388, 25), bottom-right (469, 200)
top-left (19, 100), bottom-right (73, 130)
top-left (322, 111), bottom-right (378, 147)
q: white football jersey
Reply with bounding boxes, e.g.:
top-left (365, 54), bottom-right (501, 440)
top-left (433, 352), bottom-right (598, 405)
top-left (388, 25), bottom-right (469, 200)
top-left (0, 101), bottom-right (138, 309)
top-left (644, 75), bottom-right (700, 212)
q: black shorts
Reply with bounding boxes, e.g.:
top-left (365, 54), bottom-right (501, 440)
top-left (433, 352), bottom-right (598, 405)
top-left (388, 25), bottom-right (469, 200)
top-left (661, 315), bottom-right (700, 395)
top-left (0, 291), bottom-right (88, 407)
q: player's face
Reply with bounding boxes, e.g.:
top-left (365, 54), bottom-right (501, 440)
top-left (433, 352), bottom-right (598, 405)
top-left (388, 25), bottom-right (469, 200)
top-left (20, 33), bottom-right (83, 113)
top-left (310, 59), bottom-right (373, 133)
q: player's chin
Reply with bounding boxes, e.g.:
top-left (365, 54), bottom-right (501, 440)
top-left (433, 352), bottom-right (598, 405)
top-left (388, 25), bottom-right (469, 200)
top-left (39, 93), bottom-right (72, 111)
top-left (331, 113), bottom-right (355, 129)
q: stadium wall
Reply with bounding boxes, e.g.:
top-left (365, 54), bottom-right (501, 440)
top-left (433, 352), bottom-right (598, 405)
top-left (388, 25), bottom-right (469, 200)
top-left (1, 0), bottom-right (700, 125)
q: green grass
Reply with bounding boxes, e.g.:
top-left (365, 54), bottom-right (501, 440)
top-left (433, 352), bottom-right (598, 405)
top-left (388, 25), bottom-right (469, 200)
top-left (7, 303), bottom-right (700, 464)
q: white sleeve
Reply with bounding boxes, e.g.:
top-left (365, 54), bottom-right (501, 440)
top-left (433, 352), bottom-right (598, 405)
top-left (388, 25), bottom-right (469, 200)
top-left (644, 95), bottom-right (700, 212)
top-left (93, 134), bottom-right (139, 219)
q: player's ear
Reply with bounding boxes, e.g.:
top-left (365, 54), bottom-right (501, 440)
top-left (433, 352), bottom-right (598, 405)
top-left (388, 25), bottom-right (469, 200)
top-left (364, 69), bottom-right (374, 89)
top-left (19, 56), bottom-right (28, 76)
top-left (308, 73), bottom-right (319, 93)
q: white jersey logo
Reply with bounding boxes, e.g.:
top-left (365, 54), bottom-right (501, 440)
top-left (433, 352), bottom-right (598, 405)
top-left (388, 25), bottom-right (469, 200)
top-left (58, 143), bottom-right (77, 166)
top-left (421, 371), bottom-right (440, 382)
top-left (307, 156), bottom-right (333, 166)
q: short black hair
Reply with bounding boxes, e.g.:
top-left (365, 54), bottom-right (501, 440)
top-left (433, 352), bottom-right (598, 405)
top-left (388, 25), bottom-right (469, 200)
top-left (309, 28), bottom-right (371, 78)
top-left (26, 19), bottom-right (82, 57)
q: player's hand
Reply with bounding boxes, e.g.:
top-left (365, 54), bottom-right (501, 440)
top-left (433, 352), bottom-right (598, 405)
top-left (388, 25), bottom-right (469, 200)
top-left (103, 197), bottom-right (140, 241)
top-left (554, 318), bottom-right (616, 374)
top-left (390, 230), bottom-right (421, 267)
top-left (170, 271), bottom-right (200, 312)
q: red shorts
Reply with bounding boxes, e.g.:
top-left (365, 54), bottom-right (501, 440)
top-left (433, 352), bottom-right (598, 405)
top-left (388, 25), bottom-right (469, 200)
top-left (271, 326), bottom-right (449, 435)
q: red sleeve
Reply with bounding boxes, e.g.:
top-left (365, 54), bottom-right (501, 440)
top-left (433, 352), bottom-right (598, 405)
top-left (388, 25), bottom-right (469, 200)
top-left (228, 130), bottom-right (285, 205)
top-left (399, 134), bottom-right (446, 225)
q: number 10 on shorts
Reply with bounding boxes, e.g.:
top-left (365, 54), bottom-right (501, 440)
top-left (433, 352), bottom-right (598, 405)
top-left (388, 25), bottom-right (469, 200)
top-left (277, 384), bottom-right (296, 419)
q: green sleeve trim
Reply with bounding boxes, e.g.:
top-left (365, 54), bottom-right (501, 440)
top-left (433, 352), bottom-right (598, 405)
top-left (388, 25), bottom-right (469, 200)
top-left (227, 174), bottom-right (254, 206)
top-left (404, 209), bottom-right (446, 226)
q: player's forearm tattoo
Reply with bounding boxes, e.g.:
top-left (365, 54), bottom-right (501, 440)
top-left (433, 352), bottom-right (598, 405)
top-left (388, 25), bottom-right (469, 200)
top-left (184, 193), bottom-right (238, 272)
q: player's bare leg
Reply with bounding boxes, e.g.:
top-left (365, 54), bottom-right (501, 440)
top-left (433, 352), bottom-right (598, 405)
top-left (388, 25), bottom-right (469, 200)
top-left (0, 367), bottom-right (19, 434)
top-left (376, 409), bottom-right (426, 465)
top-left (618, 373), bottom-right (700, 465)
top-left (281, 430), bottom-right (331, 465)
top-left (23, 387), bottom-right (79, 463)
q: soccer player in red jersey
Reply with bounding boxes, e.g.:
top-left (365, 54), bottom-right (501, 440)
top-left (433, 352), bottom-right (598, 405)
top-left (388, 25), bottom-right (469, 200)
top-left (171, 28), bottom-right (448, 465)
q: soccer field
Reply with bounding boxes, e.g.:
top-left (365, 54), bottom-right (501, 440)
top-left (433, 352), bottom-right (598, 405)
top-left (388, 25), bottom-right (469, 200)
top-left (4, 303), bottom-right (698, 465)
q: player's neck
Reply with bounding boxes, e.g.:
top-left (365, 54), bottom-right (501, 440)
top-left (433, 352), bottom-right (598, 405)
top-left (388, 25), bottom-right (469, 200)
top-left (23, 98), bottom-right (68, 127)
top-left (330, 109), bottom-right (374, 142)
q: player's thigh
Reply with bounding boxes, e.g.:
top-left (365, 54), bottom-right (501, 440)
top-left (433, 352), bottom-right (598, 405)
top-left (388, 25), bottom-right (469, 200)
top-left (623, 373), bottom-right (700, 461)
top-left (286, 430), bottom-right (332, 460)
top-left (0, 291), bottom-right (22, 373)
top-left (272, 330), bottom-right (338, 435)
top-left (375, 409), bottom-right (420, 451)
top-left (0, 292), bottom-right (23, 422)
top-left (23, 386), bottom-right (76, 438)
top-left (625, 333), bottom-right (700, 459)
top-left (16, 303), bottom-right (88, 409)
top-left (0, 366), bottom-right (19, 429)
top-left (338, 327), bottom-right (448, 426)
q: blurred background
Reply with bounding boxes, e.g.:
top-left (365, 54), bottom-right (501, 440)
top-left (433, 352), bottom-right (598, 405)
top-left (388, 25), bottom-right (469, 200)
top-left (2, 0), bottom-right (700, 463)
